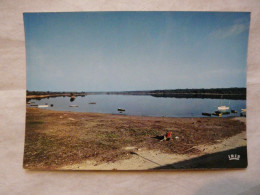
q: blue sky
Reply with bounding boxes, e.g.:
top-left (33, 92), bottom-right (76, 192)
top-left (24, 12), bottom-right (250, 92)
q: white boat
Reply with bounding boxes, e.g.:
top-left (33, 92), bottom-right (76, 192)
top-left (241, 108), bottom-right (246, 117)
top-left (218, 105), bottom-right (230, 111)
top-left (218, 97), bottom-right (230, 111)
top-left (38, 105), bottom-right (48, 108)
top-left (69, 105), bottom-right (78, 107)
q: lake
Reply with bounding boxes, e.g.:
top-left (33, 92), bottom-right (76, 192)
top-left (28, 95), bottom-right (246, 117)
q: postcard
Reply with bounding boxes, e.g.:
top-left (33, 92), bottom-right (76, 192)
top-left (23, 12), bottom-right (250, 170)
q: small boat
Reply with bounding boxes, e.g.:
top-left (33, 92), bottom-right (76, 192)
top-left (212, 112), bottom-right (222, 117)
top-left (202, 113), bottom-right (211, 116)
top-left (240, 108), bottom-right (246, 117)
top-left (218, 97), bottom-right (230, 111)
top-left (89, 102), bottom-right (96, 104)
top-left (214, 111), bottom-right (221, 114)
top-left (118, 108), bottom-right (125, 112)
top-left (69, 105), bottom-right (78, 107)
top-left (221, 111), bottom-right (230, 115)
top-left (240, 112), bottom-right (246, 117)
top-left (231, 110), bottom-right (237, 113)
top-left (38, 105), bottom-right (48, 108)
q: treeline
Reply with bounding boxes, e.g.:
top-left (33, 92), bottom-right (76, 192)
top-left (149, 88), bottom-right (246, 100)
top-left (151, 88), bottom-right (246, 95)
top-left (27, 88), bottom-right (246, 100)
top-left (26, 91), bottom-right (86, 96)
top-left (150, 93), bottom-right (246, 100)
top-left (106, 88), bottom-right (246, 100)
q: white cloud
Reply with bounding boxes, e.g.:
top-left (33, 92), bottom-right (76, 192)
top-left (209, 23), bottom-right (249, 39)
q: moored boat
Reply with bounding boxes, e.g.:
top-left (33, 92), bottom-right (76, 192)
top-left (231, 109), bottom-right (237, 113)
top-left (212, 112), bottom-right (222, 117)
top-left (202, 113), bottom-right (211, 116)
top-left (218, 105), bottom-right (230, 111)
top-left (218, 97), bottom-right (230, 111)
top-left (221, 111), bottom-right (230, 115)
top-left (240, 108), bottom-right (246, 117)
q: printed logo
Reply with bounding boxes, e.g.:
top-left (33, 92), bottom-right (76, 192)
top-left (228, 154), bottom-right (240, 160)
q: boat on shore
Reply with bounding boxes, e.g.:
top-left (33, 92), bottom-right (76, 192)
top-left (69, 105), bottom-right (78, 107)
top-left (38, 105), bottom-right (48, 108)
top-left (202, 113), bottom-right (211, 116)
top-left (212, 112), bottom-right (222, 117)
top-left (240, 108), bottom-right (246, 117)
top-left (221, 111), bottom-right (230, 115)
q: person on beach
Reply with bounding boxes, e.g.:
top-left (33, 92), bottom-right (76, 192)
top-left (160, 131), bottom-right (172, 141)
top-left (166, 132), bottom-right (172, 141)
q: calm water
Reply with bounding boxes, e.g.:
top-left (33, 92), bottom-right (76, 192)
top-left (28, 95), bottom-right (246, 117)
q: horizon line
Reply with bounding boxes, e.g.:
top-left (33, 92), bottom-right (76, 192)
top-left (26, 87), bottom-right (247, 93)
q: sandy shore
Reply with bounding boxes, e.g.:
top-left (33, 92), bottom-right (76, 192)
top-left (24, 108), bottom-right (246, 170)
top-left (62, 129), bottom-right (246, 170)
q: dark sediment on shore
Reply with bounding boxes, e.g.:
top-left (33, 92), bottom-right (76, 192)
top-left (153, 146), bottom-right (247, 169)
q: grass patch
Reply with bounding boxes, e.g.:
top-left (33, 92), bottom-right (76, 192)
top-left (28, 121), bottom-right (44, 125)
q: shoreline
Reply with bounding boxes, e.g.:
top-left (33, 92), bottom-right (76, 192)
top-left (26, 105), bottom-right (245, 119)
top-left (26, 93), bottom-right (86, 99)
top-left (24, 107), bottom-right (246, 170)
top-left (61, 131), bottom-right (246, 170)
top-left (26, 92), bottom-right (246, 100)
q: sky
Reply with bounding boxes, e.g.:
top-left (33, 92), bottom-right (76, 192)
top-left (24, 12), bottom-right (250, 92)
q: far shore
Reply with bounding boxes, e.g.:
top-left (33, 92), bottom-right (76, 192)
top-left (26, 93), bottom-right (86, 99)
top-left (24, 107), bottom-right (246, 170)
top-left (26, 88), bottom-right (246, 100)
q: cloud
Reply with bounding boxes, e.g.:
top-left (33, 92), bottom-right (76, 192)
top-left (209, 23), bottom-right (249, 39)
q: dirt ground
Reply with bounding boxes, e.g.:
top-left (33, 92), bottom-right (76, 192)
top-left (24, 108), bottom-right (246, 170)
top-left (61, 131), bottom-right (246, 170)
